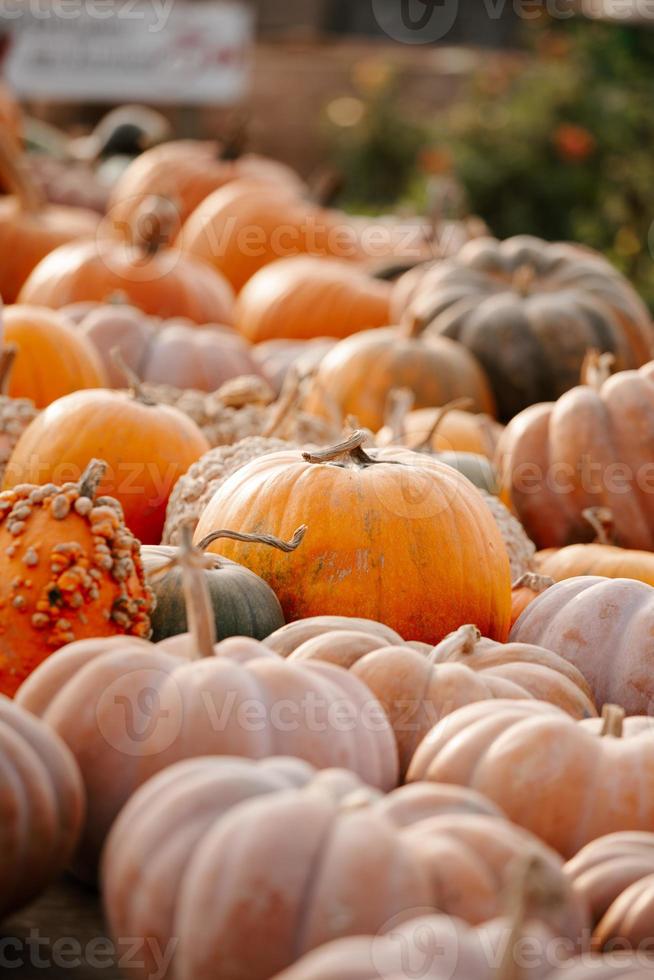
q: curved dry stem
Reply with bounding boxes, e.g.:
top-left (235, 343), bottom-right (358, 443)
top-left (600, 704), bottom-right (625, 738)
top-left (511, 572), bottom-right (555, 593)
top-left (302, 430), bottom-right (381, 467)
top-left (197, 524), bottom-right (307, 555)
top-left (582, 506), bottom-right (615, 546)
top-left (78, 459), bottom-right (108, 501)
top-left (0, 127), bottom-right (43, 212)
top-left (0, 345), bottom-right (18, 397)
top-left (176, 523), bottom-right (217, 659)
top-left (262, 366), bottom-right (303, 438)
top-left (384, 387), bottom-right (415, 444)
top-left (111, 347), bottom-right (157, 406)
top-left (414, 397), bottom-right (475, 453)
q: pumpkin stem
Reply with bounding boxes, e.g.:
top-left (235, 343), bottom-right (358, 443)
top-left (219, 111), bottom-right (249, 161)
top-left (110, 347), bottom-right (158, 406)
top-left (600, 704), bottom-right (624, 738)
top-left (262, 366), bottom-right (303, 438)
top-left (511, 572), bottom-right (555, 593)
top-left (497, 852), bottom-right (568, 980)
top-left (429, 624), bottom-right (481, 663)
top-left (511, 263), bottom-right (537, 297)
top-left (581, 349), bottom-right (615, 390)
top-left (196, 525), bottom-right (307, 555)
top-left (302, 430), bottom-right (383, 468)
top-left (384, 387), bottom-right (415, 444)
top-left (0, 127), bottom-right (44, 213)
top-left (0, 345), bottom-right (18, 397)
top-left (131, 194), bottom-right (178, 257)
top-left (308, 167), bottom-right (345, 208)
top-left (178, 523), bottom-right (217, 659)
top-left (413, 397), bottom-right (475, 453)
top-left (400, 311), bottom-right (428, 340)
top-left (78, 459), bottom-right (108, 501)
top-left (582, 506), bottom-right (615, 546)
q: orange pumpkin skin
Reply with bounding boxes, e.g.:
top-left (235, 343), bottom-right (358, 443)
top-left (3, 305), bottom-right (107, 407)
top-left (107, 139), bottom-right (304, 233)
top-left (537, 542), bottom-right (654, 589)
top-left (69, 302), bottom-right (261, 390)
top-left (510, 576), bottom-right (654, 716)
top-left (0, 694), bottom-right (85, 918)
top-left (18, 238), bottom-right (235, 325)
top-left (292, 625), bottom-right (597, 776)
top-left (177, 180), bottom-right (362, 293)
top-left (305, 328), bottom-right (496, 431)
top-left (4, 388), bottom-right (210, 544)
top-left (407, 699), bottom-right (654, 859)
top-left (565, 832), bottom-right (654, 928)
top-left (592, 873), bottom-right (654, 954)
top-left (17, 634), bottom-right (398, 879)
top-left (102, 757), bottom-right (586, 980)
top-left (497, 363), bottom-right (654, 552)
top-left (194, 439), bottom-right (512, 644)
top-left (0, 469), bottom-right (153, 697)
top-left (235, 256), bottom-right (391, 343)
top-left (0, 199), bottom-right (100, 304)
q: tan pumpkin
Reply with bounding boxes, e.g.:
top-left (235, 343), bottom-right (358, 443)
top-left (102, 756), bottom-right (587, 980)
top-left (252, 337), bottom-right (337, 395)
top-left (194, 432), bottom-right (512, 644)
top-left (566, 832), bottom-right (654, 928)
top-left (264, 615), bottom-right (405, 657)
top-left (510, 575), bottom-right (654, 716)
top-left (408, 701), bottom-right (654, 859)
top-left (536, 507), bottom-right (654, 588)
top-left (67, 301), bottom-right (261, 391)
top-left (305, 318), bottom-right (496, 431)
top-left (292, 623), bottom-right (596, 777)
top-left (107, 138), bottom-right (304, 232)
top-left (235, 256), bottom-right (391, 343)
top-left (0, 129), bottom-right (100, 303)
top-left (497, 354), bottom-right (654, 551)
top-left (0, 694), bottom-right (84, 918)
top-left (592, 873), bottom-right (654, 954)
top-left (394, 235), bottom-right (654, 421)
top-left (16, 534), bottom-right (398, 880)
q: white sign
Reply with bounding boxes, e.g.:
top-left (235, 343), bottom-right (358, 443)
top-left (3, 0), bottom-right (253, 104)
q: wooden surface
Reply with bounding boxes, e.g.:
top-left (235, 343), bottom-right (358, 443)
top-left (3, 879), bottom-right (122, 979)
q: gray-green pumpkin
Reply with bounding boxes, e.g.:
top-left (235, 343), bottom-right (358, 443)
top-left (142, 527), bottom-right (306, 643)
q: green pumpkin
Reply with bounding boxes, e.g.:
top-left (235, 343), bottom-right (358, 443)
top-left (142, 546), bottom-right (285, 643)
top-left (437, 451), bottom-right (500, 495)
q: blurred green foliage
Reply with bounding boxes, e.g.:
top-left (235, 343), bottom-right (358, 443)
top-left (329, 18), bottom-right (654, 307)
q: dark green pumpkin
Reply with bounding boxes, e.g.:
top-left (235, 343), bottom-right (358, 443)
top-left (142, 546), bottom-right (285, 643)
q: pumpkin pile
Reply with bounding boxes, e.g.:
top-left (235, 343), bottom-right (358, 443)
top-left (6, 109), bottom-right (654, 980)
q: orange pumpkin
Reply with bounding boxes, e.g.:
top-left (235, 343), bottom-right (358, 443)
top-left (497, 354), bottom-right (654, 551)
top-left (107, 138), bottom-right (304, 232)
top-left (194, 432), bottom-right (512, 644)
top-left (0, 129), bottom-right (99, 303)
top-left (102, 757), bottom-right (587, 980)
top-left (17, 537), bottom-right (398, 879)
top-left (4, 379), bottom-right (209, 544)
top-left (0, 694), bottom-right (84, 918)
top-left (536, 507), bottom-right (654, 588)
top-left (292, 623), bottom-right (597, 776)
top-left (0, 82), bottom-right (21, 151)
top-left (408, 700), bottom-right (654, 859)
top-left (510, 575), bottom-right (654, 716)
top-left (304, 317), bottom-right (496, 431)
top-left (235, 256), bottom-right (391, 343)
top-left (68, 301), bottom-right (261, 390)
top-left (0, 459), bottom-right (153, 696)
top-left (377, 399), bottom-right (504, 459)
top-left (177, 179), bottom-right (362, 293)
top-left (3, 305), bottom-right (106, 407)
top-left (18, 197), bottom-right (235, 324)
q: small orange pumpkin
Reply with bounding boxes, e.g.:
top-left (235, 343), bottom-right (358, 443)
top-left (0, 459), bottom-right (153, 697)
top-left (3, 304), bottom-right (107, 407)
top-left (4, 373), bottom-right (209, 544)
